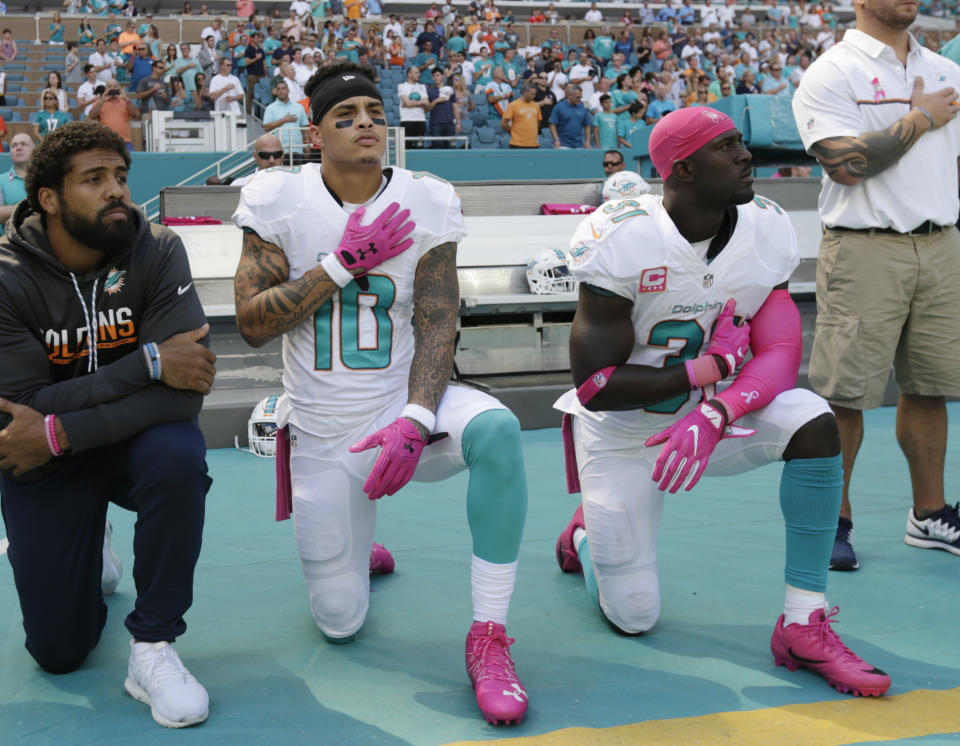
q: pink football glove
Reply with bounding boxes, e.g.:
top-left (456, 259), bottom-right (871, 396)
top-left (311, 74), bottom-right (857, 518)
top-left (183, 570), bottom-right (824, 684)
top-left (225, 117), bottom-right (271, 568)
top-left (705, 299), bottom-right (751, 377)
top-left (335, 202), bottom-right (416, 278)
top-left (644, 401), bottom-right (754, 493)
top-left (349, 417), bottom-right (427, 500)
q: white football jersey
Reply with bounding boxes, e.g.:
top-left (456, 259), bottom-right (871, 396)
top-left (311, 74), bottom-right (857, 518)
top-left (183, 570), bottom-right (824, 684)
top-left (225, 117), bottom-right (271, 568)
top-left (556, 193), bottom-right (799, 441)
top-left (233, 165), bottom-right (466, 435)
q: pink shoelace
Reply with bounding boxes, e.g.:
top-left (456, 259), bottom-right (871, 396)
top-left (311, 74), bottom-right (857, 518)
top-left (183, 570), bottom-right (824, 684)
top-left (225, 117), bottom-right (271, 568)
top-left (467, 625), bottom-right (520, 685)
top-left (804, 607), bottom-right (864, 665)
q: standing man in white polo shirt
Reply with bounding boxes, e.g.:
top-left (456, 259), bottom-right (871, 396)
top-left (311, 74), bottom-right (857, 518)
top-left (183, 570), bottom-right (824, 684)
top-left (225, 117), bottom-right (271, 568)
top-left (792, 0), bottom-right (960, 572)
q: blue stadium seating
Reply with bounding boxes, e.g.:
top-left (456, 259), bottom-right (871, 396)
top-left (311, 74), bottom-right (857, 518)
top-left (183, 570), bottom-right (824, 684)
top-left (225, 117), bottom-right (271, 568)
top-left (470, 126), bottom-right (497, 149)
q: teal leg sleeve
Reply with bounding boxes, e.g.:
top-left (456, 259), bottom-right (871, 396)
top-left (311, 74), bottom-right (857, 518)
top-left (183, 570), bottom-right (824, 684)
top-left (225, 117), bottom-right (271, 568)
top-left (576, 535), bottom-right (600, 605)
top-left (780, 456), bottom-right (843, 592)
top-left (463, 409), bottom-right (528, 564)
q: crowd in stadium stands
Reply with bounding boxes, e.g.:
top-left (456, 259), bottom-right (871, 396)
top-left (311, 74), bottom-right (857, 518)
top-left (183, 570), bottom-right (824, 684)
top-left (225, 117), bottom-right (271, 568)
top-left (0, 0), bottom-right (953, 150)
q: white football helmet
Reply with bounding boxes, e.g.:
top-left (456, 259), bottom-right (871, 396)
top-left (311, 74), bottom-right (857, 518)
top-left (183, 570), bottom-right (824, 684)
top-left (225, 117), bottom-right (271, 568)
top-left (526, 248), bottom-right (578, 295)
top-left (247, 394), bottom-right (280, 457)
top-left (601, 170), bottom-right (652, 202)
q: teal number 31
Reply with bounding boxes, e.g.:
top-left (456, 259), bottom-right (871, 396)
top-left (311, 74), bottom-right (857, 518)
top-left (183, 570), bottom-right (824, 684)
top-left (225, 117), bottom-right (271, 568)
top-left (645, 319), bottom-right (705, 414)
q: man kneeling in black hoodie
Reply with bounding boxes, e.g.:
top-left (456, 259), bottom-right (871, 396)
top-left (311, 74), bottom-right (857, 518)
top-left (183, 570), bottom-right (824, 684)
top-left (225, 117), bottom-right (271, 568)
top-left (0, 121), bottom-right (217, 729)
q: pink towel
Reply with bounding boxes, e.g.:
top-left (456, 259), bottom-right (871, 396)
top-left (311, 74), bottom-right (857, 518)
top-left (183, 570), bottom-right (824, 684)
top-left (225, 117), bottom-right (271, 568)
top-left (540, 203), bottom-right (597, 215)
top-left (275, 426), bottom-right (293, 521)
top-left (161, 216), bottom-right (223, 225)
top-left (561, 413), bottom-right (581, 494)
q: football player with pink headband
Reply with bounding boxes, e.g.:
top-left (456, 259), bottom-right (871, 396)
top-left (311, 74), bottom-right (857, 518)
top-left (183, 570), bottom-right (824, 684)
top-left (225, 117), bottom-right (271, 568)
top-left (554, 107), bottom-right (891, 698)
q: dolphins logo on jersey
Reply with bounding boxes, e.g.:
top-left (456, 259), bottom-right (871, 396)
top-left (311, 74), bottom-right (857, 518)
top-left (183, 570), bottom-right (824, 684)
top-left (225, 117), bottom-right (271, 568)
top-left (104, 268), bottom-right (126, 295)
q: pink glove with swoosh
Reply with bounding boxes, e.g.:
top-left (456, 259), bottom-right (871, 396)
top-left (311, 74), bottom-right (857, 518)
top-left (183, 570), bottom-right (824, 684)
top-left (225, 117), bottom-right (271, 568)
top-left (349, 417), bottom-right (426, 500)
top-left (644, 401), bottom-right (754, 493)
top-left (335, 202), bottom-right (416, 278)
top-left (685, 299), bottom-right (751, 388)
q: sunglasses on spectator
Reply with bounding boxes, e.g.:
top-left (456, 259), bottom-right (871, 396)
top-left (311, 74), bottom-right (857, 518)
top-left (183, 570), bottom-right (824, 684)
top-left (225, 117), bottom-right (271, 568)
top-left (603, 160), bottom-right (623, 167)
top-left (257, 150), bottom-right (284, 159)
top-left (44, 95), bottom-right (57, 100)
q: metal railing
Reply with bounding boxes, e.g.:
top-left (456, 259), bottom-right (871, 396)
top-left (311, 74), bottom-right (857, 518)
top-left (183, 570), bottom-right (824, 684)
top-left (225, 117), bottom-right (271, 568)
top-left (139, 125), bottom-right (407, 221)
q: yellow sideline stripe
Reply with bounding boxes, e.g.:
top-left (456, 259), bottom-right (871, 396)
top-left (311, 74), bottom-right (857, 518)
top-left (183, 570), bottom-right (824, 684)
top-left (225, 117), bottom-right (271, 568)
top-left (445, 687), bottom-right (960, 746)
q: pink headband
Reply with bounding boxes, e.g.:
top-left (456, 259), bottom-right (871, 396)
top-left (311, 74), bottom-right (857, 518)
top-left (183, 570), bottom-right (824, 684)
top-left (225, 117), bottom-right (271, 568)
top-left (648, 107), bottom-right (736, 180)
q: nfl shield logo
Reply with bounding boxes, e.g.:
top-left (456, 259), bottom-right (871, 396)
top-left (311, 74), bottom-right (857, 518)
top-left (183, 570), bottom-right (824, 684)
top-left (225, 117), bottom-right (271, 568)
top-left (593, 372), bottom-right (607, 387)
top-left (703, 274), bottom-right (713, 288)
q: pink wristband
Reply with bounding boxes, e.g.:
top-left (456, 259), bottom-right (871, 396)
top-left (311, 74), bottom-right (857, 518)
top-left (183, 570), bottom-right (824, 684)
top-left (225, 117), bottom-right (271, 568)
top-left (684, 355), bottom-right (723, 389)
top-left (576, 366), bottom-right (617, 406)
top-left (44, 414), bottom-right (64, 457)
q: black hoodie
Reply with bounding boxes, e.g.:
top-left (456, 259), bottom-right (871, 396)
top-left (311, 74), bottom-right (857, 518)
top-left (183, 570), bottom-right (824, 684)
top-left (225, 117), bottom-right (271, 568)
top-left (0, 201), bottom-right (208, 480)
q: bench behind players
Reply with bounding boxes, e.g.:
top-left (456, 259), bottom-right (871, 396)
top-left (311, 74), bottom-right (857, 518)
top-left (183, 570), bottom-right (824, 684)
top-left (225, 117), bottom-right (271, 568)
top-left (553, 107), bottom-right (892, 697)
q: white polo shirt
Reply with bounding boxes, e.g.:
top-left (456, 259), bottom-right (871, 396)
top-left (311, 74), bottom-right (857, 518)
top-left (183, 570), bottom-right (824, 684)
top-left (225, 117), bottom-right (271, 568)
top-left (793, 29), bottom-right (960, 232)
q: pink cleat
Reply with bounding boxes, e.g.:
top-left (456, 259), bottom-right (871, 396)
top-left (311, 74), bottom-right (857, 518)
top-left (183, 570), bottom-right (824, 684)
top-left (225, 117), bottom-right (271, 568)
top-left (465, 621), bottom-right (528, 725)
top-left (369, 542), bottom-right (395, 574)
top-left (771, 607), bottom-right (891, 697)
top-left (555, 504), bottom-right (585, 573)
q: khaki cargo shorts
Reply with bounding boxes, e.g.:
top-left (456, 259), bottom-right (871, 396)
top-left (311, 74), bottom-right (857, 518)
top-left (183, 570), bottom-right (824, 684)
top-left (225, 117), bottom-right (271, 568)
top-left (809, 226), bottom-right (960, 409)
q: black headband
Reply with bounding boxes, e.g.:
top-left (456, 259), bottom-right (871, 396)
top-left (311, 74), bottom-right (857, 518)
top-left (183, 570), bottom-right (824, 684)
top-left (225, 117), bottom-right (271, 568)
top-left (310, 72), bottom-right (383, 125)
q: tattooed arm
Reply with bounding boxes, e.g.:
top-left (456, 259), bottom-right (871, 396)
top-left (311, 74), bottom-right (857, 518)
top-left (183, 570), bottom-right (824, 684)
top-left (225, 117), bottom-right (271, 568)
top-left (234, 227), bottom-right (342, 348)
top-left (406, 242), bottom-right (459, 438)
top-left (809, 79), bottom-right (959, 187)
top-left (809, 110), bottom-right (931, 187)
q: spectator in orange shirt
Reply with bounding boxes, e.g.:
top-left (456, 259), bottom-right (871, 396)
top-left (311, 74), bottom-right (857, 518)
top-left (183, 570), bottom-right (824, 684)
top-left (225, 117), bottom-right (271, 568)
top-left (529, 9), bottom-right (546, 23)
top-left (501, 83), bottom-right (541, 148)
top-left (89, 79), bottom-right (141, 151)
top-left (118, 20), bottom-right (142, 56)
top-left (345, 0), bottom-right (365, 20)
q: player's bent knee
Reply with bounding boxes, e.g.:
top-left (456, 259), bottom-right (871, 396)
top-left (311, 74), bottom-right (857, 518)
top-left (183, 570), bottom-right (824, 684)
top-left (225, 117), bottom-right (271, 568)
top-left (306, 572), bottom-right (369, 637)
top-left (599, 586), bottom-right (661, 635)
top-left (462, 409), bottom-right (522, 463)
top-left (783, 412), bottom-right (840, 461)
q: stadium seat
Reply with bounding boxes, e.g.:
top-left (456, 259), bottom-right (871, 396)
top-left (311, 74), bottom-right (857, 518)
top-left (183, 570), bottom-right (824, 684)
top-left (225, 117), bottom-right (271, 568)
top-left (538, 133), bottom-right (555, 149)
top-left (470, 126), bottom-right (497, 149)
top-left (469, 107), bottom-right (487, 127)
top-left (0, 108), bottom-right (11, 120)
top-left (496, 131), bottom-right (511, 149)
top-left (458, 117), bottom-right (473, 135)
top-left (10, 112), bottom-right (21, 122)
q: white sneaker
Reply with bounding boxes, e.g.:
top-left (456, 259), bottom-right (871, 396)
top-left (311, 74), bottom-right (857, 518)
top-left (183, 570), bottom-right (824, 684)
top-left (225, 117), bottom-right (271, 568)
top-left (124, 640), bottom-right (209, 728)
top-left (101, 519), bottom-right (123, 596)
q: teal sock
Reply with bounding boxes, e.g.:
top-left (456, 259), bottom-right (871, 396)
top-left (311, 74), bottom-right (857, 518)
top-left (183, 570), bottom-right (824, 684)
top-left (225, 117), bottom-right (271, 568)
top-left (780, 456), bottom-right (843, 592)
top-left (463, 410), bottom-right (528, 564)
top-left (576, 533), bottom-right (600, 604)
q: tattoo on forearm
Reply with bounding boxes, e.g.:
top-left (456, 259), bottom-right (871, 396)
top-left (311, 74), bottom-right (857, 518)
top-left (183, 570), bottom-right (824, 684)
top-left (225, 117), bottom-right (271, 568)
top-left (810, 115), bottom-right (925, 184)
top-left (234, 229), bottom-right (339, 346)
top-left (409, 242), bottom-right (459, 412)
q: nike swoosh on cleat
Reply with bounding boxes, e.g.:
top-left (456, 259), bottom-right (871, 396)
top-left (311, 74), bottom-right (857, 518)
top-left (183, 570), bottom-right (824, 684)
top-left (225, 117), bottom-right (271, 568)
top-left (910, 520), bottom-right (931, 535)
top-left (787, 647), bottom-right (827, 664)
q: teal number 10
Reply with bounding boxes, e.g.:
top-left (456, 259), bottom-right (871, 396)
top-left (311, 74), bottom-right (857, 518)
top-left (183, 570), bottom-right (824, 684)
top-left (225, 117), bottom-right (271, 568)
top-left (314, 275), bottom-right (397, 370)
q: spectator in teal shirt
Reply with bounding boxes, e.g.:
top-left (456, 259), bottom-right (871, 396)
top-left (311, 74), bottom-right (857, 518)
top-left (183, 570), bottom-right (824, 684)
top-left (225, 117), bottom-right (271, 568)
top-left (593, 28), bottom-right (616, 66)
top-left (412, 40), bottom-right (439, 83)
top-left (593, 94), bottom-right (619, 148)
top-left (343, 27), bottom-right (362, 63)
top-left (105, 14), bottom-right (121, 43)
top-left (0, 133), bottom-right (32, 235)
top-left (617, 99), bottom-right (647, 148)
top-left (447, 33), bottom-right (467, 56)
top-left (33, 90), bottom-right (74, 140)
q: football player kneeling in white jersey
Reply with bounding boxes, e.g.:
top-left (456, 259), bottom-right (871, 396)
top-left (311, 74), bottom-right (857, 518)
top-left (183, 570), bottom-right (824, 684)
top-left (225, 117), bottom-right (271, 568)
top-left (554, 107), bottom-right (891, 698)
top-left (232, 61), bottom-right (530, 725)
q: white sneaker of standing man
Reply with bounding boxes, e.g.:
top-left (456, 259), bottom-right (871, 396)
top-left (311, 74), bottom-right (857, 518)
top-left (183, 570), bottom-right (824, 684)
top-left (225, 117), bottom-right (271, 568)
top-left (125, 639), bottom-right (210, 728)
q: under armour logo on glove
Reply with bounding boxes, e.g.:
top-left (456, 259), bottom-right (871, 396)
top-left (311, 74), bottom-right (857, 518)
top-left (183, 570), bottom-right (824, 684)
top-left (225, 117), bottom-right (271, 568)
top-left (334, 202), bottom-right (415, 274)
top-left (644, 401), bottom-right (754, 493)
top-left (349, 417), bottom-right (428, 500)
